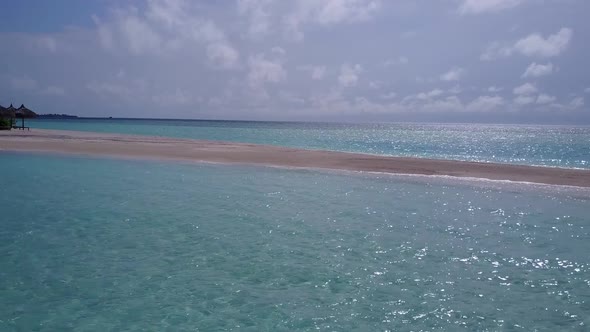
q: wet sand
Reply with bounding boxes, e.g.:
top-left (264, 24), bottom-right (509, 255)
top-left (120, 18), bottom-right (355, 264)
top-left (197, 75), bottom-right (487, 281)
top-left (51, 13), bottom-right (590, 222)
top-left (1, 129), bottom-right (589, 187)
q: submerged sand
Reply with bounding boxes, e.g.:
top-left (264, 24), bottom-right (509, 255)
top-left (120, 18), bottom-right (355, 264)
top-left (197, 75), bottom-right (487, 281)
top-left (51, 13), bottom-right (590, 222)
top-left (1, 129), bottom-right (589, 187)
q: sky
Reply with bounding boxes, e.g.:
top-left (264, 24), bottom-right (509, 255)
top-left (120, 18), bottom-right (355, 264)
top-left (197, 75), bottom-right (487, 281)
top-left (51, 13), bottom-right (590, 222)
top-left (1, 0), bottom-right (589, 123)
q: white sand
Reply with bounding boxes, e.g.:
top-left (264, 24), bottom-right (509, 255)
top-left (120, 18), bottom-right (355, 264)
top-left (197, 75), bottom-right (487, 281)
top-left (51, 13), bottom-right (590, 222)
top-left (1, 129), bottom-right (589, 187)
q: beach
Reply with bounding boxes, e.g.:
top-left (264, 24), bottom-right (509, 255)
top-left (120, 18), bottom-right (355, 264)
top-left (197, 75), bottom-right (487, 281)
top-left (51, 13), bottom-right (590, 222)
top-left (2, 129), bottom-right (589, 187)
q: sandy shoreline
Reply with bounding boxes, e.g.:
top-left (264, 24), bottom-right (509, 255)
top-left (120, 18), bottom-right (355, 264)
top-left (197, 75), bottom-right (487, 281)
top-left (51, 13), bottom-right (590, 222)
top-left (1, 129), bottom-right (590, 187)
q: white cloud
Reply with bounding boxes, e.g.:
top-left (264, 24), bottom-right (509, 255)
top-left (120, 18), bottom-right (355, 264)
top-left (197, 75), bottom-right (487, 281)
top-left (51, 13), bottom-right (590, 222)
top-left (381, 91), bottom-right (397, 100)
top-left (119, 14), bottom-right (162, 55)
top-left (41, 86), bottom-right (66, 96)
top-left (87, 78), bottom-right (147, 100)
top-left (466, 95), bottom-right (504, 112)
top-left (481, 28), bottom-right (572, 60)
top-left (284, 0), bottom-right (381, 41)
top-left (545, 96), bottom-right (584, 111)
top-left (237, 0), bottom-right (273, 39)
top-left (87, 81), bottom-right (132, 99)
top-left (116, 69), bottom-right (126, 79)
top-left (248, 54), bottom-right (287, 86)
top-left (480, 42), bottom-right (513, 61)
top-left (271, 46), bottom-right (286, 56)
top-left (152, 89), bottom-right (192, 106)
top-left (536, 94), bottom-right (556, 104)
top-left (297, 65), bottom-right (327, 80)
top-left (10, 76), bottom-right (38, 90)
top-left (338, 64), bottom-right (362, 87)
top-left (514, 28), bottom-right (572, 57)
top-left (368, 81), bottom-right (382, 89)
top-left (514, 95), bottom-right (535, 105)
top-left (36, 36), bottom-right (58, 53)
top-left (311, 66), bottom-right (326, 80)
top-left (278, 91), bottom-right (306, 105)
top-left (422, 89), bottom-right (444, 99)
top-left (512, 82), bottom-right (548, 106)
top-left (440, 67), bottom-right (464, 81)
top-left (399, 93), bottom-right (507, 113)
top-left (415, 76), bottom-right (436, 84)
top-left (10, 76), bottom-right (67, 96)
top-left (2, 0), bottom-right (588, 121)
top-left (192, 21), bottom-right (241, 68)
top-left (91, 2), bottom-right (241, 70)
top-left (383, 56), bottom-right (408, 67)
top-left (206, 43), bottom-right (239, 69)
top-left (420, 96), bottom-right (463, 112)
top-left (459, 0), bottom-right (525, 14)
top-left (309, 90), bottom-right (541, 115)
top-left (97, 27), bottom-right (114, 50)
top-left (569, 97), bottom-right (584, 109)
top-left (403, 89), bottom-right (444, 102)
top-left (447, 86), bottom-right (462, 94)
top-left (308, 89), bottom-right (401, 115)
top-left (306, 0), bottom-right (381, 25)
top-left (191, 20), bottom-right (226, 43)
top-left (92, 15), bottom-right (113, 50)
top-left (400, 30), bottom-right (416, 39)
top-left (145, 0), bottom-right (187, 28)
top-left (522, 62), bottom-right (553, 78)
top-left (513, 83), bottom-right (537, 95)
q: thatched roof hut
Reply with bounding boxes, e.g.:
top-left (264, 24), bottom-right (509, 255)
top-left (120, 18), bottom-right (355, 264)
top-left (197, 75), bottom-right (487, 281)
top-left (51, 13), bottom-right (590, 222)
top-left (15, 104), bottom-right (37, 118)
top-left (0, 104), bottom-right (15, 118)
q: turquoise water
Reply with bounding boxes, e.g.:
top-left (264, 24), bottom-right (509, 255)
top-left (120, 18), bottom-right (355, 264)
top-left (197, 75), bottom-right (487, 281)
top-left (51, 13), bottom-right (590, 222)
top-left (1, 153), bottom-right (589, 331)
top-left (29, 119), bottom-right (590, 169)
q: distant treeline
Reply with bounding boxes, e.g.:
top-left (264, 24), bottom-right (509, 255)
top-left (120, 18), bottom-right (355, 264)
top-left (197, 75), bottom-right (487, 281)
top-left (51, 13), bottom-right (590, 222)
top-left (38, 114), bottom-right (79, 119)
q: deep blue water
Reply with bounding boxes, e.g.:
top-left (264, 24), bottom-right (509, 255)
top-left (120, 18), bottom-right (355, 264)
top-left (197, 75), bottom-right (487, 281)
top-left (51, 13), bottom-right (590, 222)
top-left (29, 118), bottom-right (590, 169)
top-left (1, 153), bottom-right (589, 331)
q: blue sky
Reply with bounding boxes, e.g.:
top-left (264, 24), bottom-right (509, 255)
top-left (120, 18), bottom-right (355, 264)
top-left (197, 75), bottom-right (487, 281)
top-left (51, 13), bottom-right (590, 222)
top-left (1, 0), bottom-right (589, 123)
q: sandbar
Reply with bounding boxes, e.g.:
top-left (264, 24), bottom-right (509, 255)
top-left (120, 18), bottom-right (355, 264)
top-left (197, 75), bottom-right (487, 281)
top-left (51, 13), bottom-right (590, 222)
top-left (1, 129), bottom-right (589, 187)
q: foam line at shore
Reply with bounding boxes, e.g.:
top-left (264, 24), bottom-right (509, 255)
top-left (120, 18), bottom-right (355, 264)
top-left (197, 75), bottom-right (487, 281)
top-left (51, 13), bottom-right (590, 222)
top-left (2, 129), bottom-right (590, 188)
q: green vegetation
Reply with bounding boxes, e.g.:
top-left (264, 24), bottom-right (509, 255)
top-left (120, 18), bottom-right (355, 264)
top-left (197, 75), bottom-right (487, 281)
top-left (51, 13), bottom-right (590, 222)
top-left (0, 118), bottom-right (11, 127)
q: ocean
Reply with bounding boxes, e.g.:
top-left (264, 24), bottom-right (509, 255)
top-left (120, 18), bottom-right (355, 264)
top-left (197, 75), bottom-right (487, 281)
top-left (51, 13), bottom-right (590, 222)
top-left (29, 119), bottom-right (590, 169)
top-left (2, 120), bottom-right (590, 330)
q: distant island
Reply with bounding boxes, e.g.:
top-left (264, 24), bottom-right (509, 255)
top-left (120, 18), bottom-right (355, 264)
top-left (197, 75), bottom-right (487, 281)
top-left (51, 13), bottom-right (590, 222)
top-left (1, 104), bottom-right (79, 120)
top-left (0, 104), bottom-right (38, 129)
top-left (37, 114), bottom-right (79, 119)
top-left (1, 104), bottom-right (80, 130)
top-left (0, 103), bottom-right (38, 118)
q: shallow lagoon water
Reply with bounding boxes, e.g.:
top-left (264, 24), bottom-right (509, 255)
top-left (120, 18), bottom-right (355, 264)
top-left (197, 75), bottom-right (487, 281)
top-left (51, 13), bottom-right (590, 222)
top-left (1, 153), bottom-right (589, 331)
